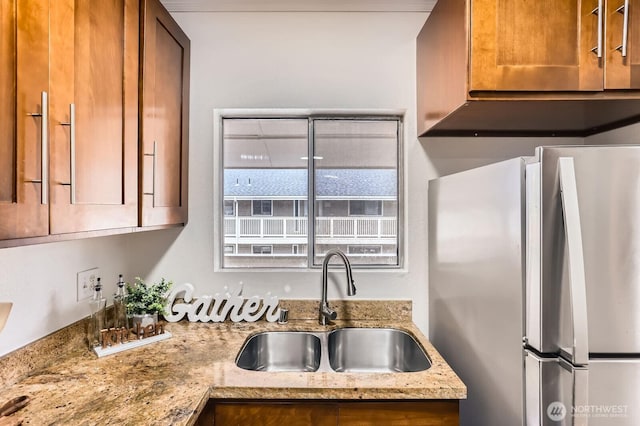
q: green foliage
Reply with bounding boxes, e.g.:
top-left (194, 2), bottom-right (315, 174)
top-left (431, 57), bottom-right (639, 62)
top-left (125, 277), bottom-right (172, 316)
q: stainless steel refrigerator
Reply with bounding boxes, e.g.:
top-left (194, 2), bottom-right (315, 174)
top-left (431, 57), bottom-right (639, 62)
top-left (428, 145), bottom-right (640, 426)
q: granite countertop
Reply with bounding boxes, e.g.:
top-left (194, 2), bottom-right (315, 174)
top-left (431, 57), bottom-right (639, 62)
top-left (0, 302), bottom-right (466, 425)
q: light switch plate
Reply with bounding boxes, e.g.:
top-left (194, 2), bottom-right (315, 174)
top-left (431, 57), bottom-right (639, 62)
top-left (77, 268), bottom-right (99, 302)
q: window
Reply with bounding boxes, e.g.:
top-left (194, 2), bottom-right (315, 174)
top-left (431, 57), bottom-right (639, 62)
top-left (252, 245), bottom-right (273, 255)
top-left (252, 200), bottom-right (272, 216)
top-left (224, 245), bottom-right (235, 254)
top-left (348, 245), bottom-right (382, 255)
top-left (222, 115), bottom-right (401, 268)
top-left (224, 200), bottom-right (235, 216)
top-left (349, 200), bottom-right (382, 216)
top-left (293, 200), bottom-right (307, 217)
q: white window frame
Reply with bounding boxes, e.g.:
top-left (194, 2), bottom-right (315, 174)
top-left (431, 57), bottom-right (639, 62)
top-left (214, 108), bottom-right (405, 271)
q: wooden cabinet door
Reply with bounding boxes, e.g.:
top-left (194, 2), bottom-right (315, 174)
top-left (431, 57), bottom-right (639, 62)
top-left (140, 0), bottom-right (190, 226)
top-left (470, 0), bottom-right (603, 92)
top-left (605, 0), bottom-right (640, 89)
top-left (213, 402), bottom-right (337, 426)
top-left (48, 0), bottom-right (138, 234)
top-left (338, 402), bottom-right (459, 426)
top-left (0, 0), bottom-right (49, 240)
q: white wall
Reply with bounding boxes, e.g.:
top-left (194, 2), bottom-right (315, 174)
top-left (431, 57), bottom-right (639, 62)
top-left (585, 121), bottom-right (640, 145)
top-left (3, 10), bottom-right (631, 357)
top-left (144, 11), bottom-right (582, 334)
top-left (0, 229), bottom-right (183, 355)
top-left (146, 11), bottom-right (434, 329)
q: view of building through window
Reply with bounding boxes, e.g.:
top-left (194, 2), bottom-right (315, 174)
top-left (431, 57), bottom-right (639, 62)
top-left (222, 116), bottom-right (401, 268)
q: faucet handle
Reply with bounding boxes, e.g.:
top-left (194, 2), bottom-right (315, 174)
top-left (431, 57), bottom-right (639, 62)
top-left (320, 304), bottom-right (337, 321)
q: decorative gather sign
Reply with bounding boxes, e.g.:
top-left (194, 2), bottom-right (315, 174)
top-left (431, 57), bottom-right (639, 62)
top-left (164, 283), bottom-right (281, 323)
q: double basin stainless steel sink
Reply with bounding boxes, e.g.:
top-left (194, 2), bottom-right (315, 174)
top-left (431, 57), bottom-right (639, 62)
top-left (235, 328), bottom-right (431, 373)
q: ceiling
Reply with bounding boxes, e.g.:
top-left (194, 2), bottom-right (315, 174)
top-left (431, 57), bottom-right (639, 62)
top-left (160, 0), bottom-right (436, 12)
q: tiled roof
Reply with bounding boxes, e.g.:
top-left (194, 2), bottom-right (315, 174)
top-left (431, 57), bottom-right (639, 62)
top-left (224, 169), bottom-right (396, 198)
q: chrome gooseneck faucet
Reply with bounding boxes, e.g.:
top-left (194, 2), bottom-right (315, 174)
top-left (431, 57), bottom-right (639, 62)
top-left (319, 249), bottom-right (357, 325)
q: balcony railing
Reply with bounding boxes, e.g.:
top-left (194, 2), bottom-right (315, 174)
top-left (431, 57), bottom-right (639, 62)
top-left (224, 216), bottom-right (397, 239)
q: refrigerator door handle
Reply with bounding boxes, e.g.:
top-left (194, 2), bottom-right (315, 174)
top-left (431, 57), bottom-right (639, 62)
top-left (558, 157), bottom-right (589, 366)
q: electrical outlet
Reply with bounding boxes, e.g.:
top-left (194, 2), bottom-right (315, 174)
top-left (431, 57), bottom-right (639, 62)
top-left (77, 268), bottom-right (100, 302)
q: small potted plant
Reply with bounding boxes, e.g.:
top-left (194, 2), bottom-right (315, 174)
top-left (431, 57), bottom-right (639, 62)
top-left (126, 277), bottom-right (172, 331)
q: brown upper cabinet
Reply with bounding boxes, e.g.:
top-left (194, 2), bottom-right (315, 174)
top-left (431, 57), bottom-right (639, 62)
top-left (417, 0), bottom-right (640, 136)
top-left (140, 0), bottom-right (190, 227)
top-left (0, 0), bottom-right (49, 240)
top-left (49, 0), bottom-right (139, 234)
top-left (0, 0), bottom-right (138, 241)
top-left (0, 0), bottom-right (189, 246)
top-left (604, 0), bottom-right (640, 89)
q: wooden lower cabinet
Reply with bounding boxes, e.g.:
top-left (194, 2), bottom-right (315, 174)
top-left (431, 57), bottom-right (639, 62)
top-left (209, 402), bottom-right (337, 426)
top-left (339, 402), bottom-right (459, 425)
top-left (197, 400), bottom-right (459, 426)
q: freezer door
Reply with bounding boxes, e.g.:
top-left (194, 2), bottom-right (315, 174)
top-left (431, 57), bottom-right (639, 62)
top-left (538, 146), bottom-right (640, 354)
top-left (525, 350), bottom-right (587, 426)
top-left (588, 359), bottom-right (640, 424)
top-left (525, 351), bottom-right (640, 425)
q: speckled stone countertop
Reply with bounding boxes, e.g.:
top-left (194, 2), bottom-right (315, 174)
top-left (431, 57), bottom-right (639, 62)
top-left (0, 300), bottom-right (465, 425)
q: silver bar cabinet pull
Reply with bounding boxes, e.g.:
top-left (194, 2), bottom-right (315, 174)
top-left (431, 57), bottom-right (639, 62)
top-left (41, 92), bottom-right (49, 205)
top-left (591, 0), bottom-right (604, 58)
top-left (143, 141), bottom-right (157, 207)
top-left (25, 91), bottom-right (49, 204)
top-left (616, 0), bottom-right (630, 57)
top-left (59, 104), bottom-right (76, 204)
